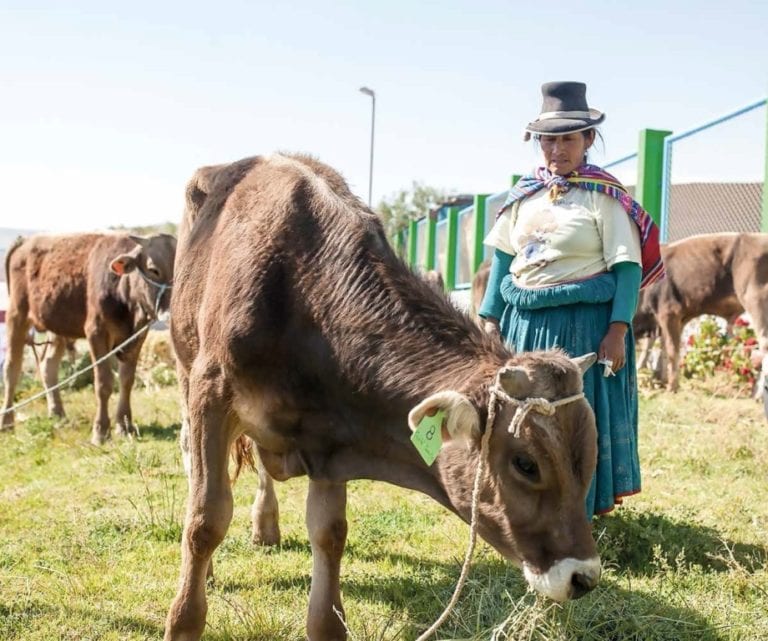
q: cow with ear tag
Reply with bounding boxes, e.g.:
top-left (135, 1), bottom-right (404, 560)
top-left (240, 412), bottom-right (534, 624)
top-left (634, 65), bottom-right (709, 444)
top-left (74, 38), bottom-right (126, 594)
top-left (165, 154), bottom-right (603, 641)
top-left (406, 350), bottom-right (600, 603)
top-left (2, 232), bottom-right (176, 444)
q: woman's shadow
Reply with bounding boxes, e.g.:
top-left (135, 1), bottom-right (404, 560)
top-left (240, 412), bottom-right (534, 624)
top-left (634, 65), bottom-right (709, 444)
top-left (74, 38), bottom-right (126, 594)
top-left (594, 508), bottom-right (767, 574)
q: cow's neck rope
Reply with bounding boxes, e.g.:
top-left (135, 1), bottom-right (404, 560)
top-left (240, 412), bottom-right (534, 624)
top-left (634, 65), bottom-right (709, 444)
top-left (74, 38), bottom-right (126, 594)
top-left (412, 373), bottom-right (585, 641)
top-left (135, 268), bottom-right (172, 318)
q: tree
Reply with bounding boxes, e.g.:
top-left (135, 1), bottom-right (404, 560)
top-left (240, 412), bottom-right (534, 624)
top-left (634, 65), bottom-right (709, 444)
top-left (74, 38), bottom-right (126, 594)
top-left (109, 221), bottom-right (178, 236)
top-left (376, 182), bottom-right (454, 238)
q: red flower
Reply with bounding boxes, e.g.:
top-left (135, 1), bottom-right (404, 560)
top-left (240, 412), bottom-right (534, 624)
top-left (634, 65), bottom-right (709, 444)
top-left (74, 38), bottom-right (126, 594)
top-left (744, 337), bottom-right (757, 347)
top-left (734, 317), bottom-right (750, 327)
top-left (687, 335), bottom-right (696, 346)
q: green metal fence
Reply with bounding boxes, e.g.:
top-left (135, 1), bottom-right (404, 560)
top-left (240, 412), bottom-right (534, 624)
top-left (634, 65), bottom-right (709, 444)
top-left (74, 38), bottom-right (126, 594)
top-left (397, 110), bottom-right (768, 291)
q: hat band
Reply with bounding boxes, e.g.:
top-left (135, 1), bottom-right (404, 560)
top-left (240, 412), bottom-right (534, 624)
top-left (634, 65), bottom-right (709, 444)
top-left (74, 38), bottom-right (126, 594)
top-left (537, 110), bottom-right (594, 120)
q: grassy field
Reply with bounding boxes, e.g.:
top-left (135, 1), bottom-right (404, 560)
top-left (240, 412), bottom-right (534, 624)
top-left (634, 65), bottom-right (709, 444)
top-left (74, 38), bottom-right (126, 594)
top-left (1, 372), bottom-right (767, 641)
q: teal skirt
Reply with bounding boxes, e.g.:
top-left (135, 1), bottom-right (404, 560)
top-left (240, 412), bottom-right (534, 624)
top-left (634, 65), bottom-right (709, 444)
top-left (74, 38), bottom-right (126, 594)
top-left (499, 273), bottom-right (640, 517)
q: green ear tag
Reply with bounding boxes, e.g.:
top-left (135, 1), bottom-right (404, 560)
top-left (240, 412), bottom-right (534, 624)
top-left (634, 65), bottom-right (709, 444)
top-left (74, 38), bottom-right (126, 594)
top-left (411, 410), bottom-right (445, 466)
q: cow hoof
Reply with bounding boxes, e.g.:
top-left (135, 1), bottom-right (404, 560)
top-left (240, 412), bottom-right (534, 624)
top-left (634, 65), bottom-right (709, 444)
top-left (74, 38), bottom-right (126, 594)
top-left (252, 526), bottom-right (281, 547)
top-left (1, 410), bottom-right (15, 430)
top-left (115, 417), bottom-right (140, 439)
top-left (91, 429), bottom-right (111, 446)
top-left (115, 425), bottom-right (139, 439)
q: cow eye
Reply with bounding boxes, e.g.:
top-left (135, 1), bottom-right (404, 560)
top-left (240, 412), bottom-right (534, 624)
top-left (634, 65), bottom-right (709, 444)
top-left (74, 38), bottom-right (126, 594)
top-left (512, 454), bottom-right (540, 481)
top-left (147, 266), bottom-right (161, 278)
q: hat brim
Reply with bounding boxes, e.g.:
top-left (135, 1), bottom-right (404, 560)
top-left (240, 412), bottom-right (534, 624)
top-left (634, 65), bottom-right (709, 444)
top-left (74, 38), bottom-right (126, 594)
top-left (525, 110), bottom-right (605, 136)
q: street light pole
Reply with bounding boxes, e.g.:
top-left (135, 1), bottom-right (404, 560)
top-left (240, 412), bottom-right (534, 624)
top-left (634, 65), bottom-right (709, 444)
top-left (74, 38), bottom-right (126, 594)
top-left (359, 86), bottom-right (375, 207)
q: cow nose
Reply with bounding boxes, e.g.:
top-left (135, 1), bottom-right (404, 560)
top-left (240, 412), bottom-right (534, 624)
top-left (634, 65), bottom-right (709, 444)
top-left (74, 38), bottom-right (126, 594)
top-left (570, 571), bottom-right (598, 599)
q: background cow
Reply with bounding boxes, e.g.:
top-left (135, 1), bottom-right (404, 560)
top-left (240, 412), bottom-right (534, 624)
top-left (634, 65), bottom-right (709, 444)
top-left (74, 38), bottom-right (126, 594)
top-left (633, 233), bottom-right (768, 391)
top-left (2, 232), bottom-right (176, 444)
top-left (166, 154), bottom-right (600, 641)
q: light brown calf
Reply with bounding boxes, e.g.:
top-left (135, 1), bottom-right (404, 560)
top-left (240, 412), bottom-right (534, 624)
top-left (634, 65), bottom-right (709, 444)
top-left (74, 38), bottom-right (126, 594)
top-left (634, 233), bottom-right (768, 391)
top-left (2, 233), bottom-right (175, 443)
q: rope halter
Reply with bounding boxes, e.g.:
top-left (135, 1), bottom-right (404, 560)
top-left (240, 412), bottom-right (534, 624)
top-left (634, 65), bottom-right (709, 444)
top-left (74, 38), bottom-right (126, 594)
top-left (136, 267), bottom-right (173, 318)
top-left (486, 371), bottom-right (586, 440)
top-left (412, 365), bottom-right (587, 641)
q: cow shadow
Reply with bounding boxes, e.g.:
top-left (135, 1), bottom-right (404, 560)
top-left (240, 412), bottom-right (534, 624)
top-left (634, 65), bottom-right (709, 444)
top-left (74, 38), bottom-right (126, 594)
top-left (593, 509), bottom-right (767, 575)
top-left (247, 542), bottom-right (731, 641)
top-left (138, 420), bottom-right (182, 441)
top-left (208, 511), bottom-right (763, 640)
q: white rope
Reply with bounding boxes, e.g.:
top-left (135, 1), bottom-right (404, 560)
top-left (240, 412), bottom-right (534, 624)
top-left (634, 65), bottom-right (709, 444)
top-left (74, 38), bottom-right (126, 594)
top-left (414, 372), bottom-right (585, 641)
top-left (1, 278), bottom-right (170, 419)
top-left (0, 323), bottom-right (151, 418)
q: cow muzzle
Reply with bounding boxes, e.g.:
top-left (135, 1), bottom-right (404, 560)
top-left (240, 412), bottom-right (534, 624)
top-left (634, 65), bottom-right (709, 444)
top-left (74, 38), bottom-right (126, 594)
top-left (523, 556), bottom-right (601, 601)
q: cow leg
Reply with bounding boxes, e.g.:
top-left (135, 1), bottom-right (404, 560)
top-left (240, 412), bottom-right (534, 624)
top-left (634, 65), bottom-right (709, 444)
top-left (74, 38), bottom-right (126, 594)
top-left (1, 311), bottom-right (30, 430)
top-left (654, 345), bottom-right (668, 385)
top-left (306, 480), bottom-right (348, 641)
top-left (165, 369), bottom-right (234, 641)
top-left (178, 381), bottom-right (214, 582)
top-left (636, 334), bottom-right (652, 370)
top-left (659, 315), bottom-right (683, 392)
top-left (42, 335), bottom-right (68, 419)
top-left (88, 332), bottom-right (114, 445)
top-left (115, 347), bottom-right (141, 438)
top-left (251, 454), bottom-right (281, 546)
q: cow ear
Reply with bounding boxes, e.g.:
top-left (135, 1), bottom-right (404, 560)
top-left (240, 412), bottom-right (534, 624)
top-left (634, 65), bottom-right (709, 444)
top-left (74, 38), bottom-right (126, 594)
top-left (408, 391), bottom-right (480, 444)
top-left (110, 254), bottom-right (137, 276)
top-left (498, 366), bottom-right (531, 397)
top-left (129, 234), bottom-right (149, 248)
top-left (571, 352), bottom-right (597, 375)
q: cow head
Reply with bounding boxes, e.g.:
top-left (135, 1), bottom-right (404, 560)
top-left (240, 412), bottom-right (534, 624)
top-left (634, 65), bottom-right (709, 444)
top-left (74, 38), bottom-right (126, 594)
top-left (408, 350), bottom-right (600, 602)
top-left (110, 234), bottom-right (177, 316)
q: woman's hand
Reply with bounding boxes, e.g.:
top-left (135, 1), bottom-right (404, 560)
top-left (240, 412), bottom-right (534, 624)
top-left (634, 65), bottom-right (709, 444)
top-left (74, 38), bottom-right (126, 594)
top-left (599, 322), bottom-right (628, 372)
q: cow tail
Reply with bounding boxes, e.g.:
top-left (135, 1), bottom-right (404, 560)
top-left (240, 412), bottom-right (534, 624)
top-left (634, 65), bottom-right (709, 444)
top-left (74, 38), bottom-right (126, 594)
top-left (4, 236), bottom-right (24, 294)
top-left (232, 434), bottom-right (256, 482)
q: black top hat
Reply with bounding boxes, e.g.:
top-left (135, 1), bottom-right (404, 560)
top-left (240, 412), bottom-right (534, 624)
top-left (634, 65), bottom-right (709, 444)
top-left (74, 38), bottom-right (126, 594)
top-left (524, 81), bottom-right (605, 140)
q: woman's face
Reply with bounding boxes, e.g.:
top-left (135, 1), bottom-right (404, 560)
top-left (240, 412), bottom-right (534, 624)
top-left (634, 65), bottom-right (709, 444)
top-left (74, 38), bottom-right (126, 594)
top-left (540, 130), bottom-right (595, 176)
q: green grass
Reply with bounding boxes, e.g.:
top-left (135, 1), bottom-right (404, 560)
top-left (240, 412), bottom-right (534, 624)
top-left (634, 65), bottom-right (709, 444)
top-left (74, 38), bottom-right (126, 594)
top-left (1, 374), bottom-right (767, 641)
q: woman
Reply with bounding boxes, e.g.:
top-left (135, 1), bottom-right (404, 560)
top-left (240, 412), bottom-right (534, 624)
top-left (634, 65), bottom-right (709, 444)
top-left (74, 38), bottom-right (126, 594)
top-left (479, 81), bottom-right (664, 517)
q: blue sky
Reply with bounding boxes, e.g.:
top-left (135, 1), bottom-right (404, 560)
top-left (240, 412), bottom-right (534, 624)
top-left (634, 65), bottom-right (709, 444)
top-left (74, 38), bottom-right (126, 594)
top-left (0, 1), bottom-right (766, 231)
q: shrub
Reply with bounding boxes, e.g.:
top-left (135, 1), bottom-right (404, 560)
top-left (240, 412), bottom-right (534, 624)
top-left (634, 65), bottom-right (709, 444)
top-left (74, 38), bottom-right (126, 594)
top-left (681, 316), bottom-right (758, 390)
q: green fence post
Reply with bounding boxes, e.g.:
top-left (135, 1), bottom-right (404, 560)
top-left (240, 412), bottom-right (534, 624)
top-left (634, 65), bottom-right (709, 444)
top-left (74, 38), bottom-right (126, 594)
top-left (472, 194), bottom-right (489, 272)
top-left (426, 213), bottom-right (437, 270)
top-left (636, 128), bottom-right (672, 227)
top-left (445, 206), bottom-right (460, 291)
top-left (407, 219), bottom-right (418, 268)
top-left (762, 104), bottom-right (768, 232)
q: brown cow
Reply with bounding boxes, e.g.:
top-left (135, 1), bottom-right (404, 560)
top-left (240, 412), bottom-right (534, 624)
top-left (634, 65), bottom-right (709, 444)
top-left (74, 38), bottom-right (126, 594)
top-left (165, 154), bottom-right (601, 641)
top-left (2, 233), bottom-right (176, 444)
top-left (634, 232), bottom-right (768, 391)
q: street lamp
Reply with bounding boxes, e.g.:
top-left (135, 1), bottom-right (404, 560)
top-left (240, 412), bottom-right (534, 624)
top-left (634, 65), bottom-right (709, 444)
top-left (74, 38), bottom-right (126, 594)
top-left (359, 86), bottom-right (375, 207)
